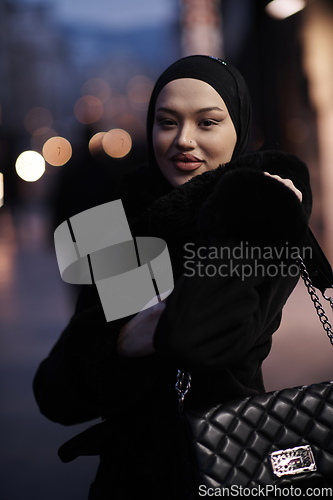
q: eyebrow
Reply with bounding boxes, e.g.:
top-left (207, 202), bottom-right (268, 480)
top-left (156, 106), bottom-right (225, 114)
top-left (196, 106), bottom-right (224, 113)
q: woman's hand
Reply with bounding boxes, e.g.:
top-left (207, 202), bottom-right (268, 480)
top-left (117, 298), bottom-right (168, 357)
top-left (264, 172), bottom-right (302, 202)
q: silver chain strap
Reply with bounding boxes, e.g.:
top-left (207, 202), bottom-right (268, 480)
top-left (176, 257), bottom-right (333, 407)
top-left (297, 256), bottom-right (333, 345)
top-left (175, 369), bottom-right (192, 412)
top-left (323, 291), bottom-right (333, 314)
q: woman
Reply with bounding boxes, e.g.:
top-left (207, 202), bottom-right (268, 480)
top-left (34, 56), bottom-right (313, 499)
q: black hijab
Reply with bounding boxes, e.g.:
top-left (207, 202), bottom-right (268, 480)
top-left (146, 55), bottom-right (252, 197)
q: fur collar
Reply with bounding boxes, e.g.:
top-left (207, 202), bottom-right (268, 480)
top-left (117, 151), bottom-right (312, 280)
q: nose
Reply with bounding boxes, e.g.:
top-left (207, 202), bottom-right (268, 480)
top-left (174, 125), bottom-right (195, 150)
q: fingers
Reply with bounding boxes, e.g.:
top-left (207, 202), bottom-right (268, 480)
top-left (263, 172), bottom-right (303, 202)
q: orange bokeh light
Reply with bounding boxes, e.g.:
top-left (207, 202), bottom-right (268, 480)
top-left (103, 129), bottom-right (132, 158)
top-left (31, 128), bottom-right (57, 153)
top-left (81, 78), bottom-right (111, 104)
top-left (89, 132), bottom-right (106, 155)
top-left (127, 75), bottom-right (154, 104)
top-left (103, 94), bottom-right (128, 120)
top-left (74, 95), bottom-right (103, 124)
top-left (24, 107), bottom-right (53, 134)
top-left (113, 112), bottom-right (145, 140)
top-left (42, 137), bottom-right (72, 166)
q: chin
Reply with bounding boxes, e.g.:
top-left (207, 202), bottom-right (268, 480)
top-left (166, 168), bottom-right (208, 187)
top-left (169, 173), bottom-right (196, 187)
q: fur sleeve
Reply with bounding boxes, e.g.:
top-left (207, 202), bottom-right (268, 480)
top-left (33, 304), bottom-right (136, 425)
top-left (198, 150), bottom-right (311, 249)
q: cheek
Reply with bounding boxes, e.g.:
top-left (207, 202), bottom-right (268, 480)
top-left (152, 128), bottom-right (161, 159)
top-left (153, 126), bottom-right (161, 146)
top-left (153, 129), bottom-right (169, 159)
top-left (210, 127), bottom-right (237, 158)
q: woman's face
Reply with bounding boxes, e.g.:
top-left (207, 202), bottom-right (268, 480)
top-left (152, 78), bottom-right (237, 187)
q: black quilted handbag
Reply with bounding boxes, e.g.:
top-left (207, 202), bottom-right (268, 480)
top-left (175, 255), bottom-right (333, 498)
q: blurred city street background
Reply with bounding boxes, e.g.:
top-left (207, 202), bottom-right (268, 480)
top-left (1, 0), bottom-right (333, 498)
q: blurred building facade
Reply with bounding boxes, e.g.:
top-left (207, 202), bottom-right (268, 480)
top-left (0, 0), bottom-right (180, 210)
top-left (0, 0), bottom-right (333, 254)
top-left (0, 1), bottom-right (76, 142)
top-left (2, 2), bottom-right (333, 500)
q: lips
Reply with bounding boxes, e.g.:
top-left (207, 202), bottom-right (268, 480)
top-left (171, 153), bottom-right (204, 171)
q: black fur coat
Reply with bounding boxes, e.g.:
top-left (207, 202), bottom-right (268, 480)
top-left (34, 150), bottom-right (318, 499)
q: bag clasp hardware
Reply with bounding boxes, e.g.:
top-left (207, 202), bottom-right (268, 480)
top-left (270, 445), bottom-right (317, 477)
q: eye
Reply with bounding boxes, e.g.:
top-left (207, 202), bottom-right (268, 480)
top-left (156, 118), bottom-right (177, 128)
top-left (200, 119), bottom-right (219, 128)
top-left (201, 120), bottom-right (215, 127)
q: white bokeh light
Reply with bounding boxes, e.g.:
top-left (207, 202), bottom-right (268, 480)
top-left (266, 0), bottom-right (306, 20)
top-left (15, 151), bottom-right (45, 182)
